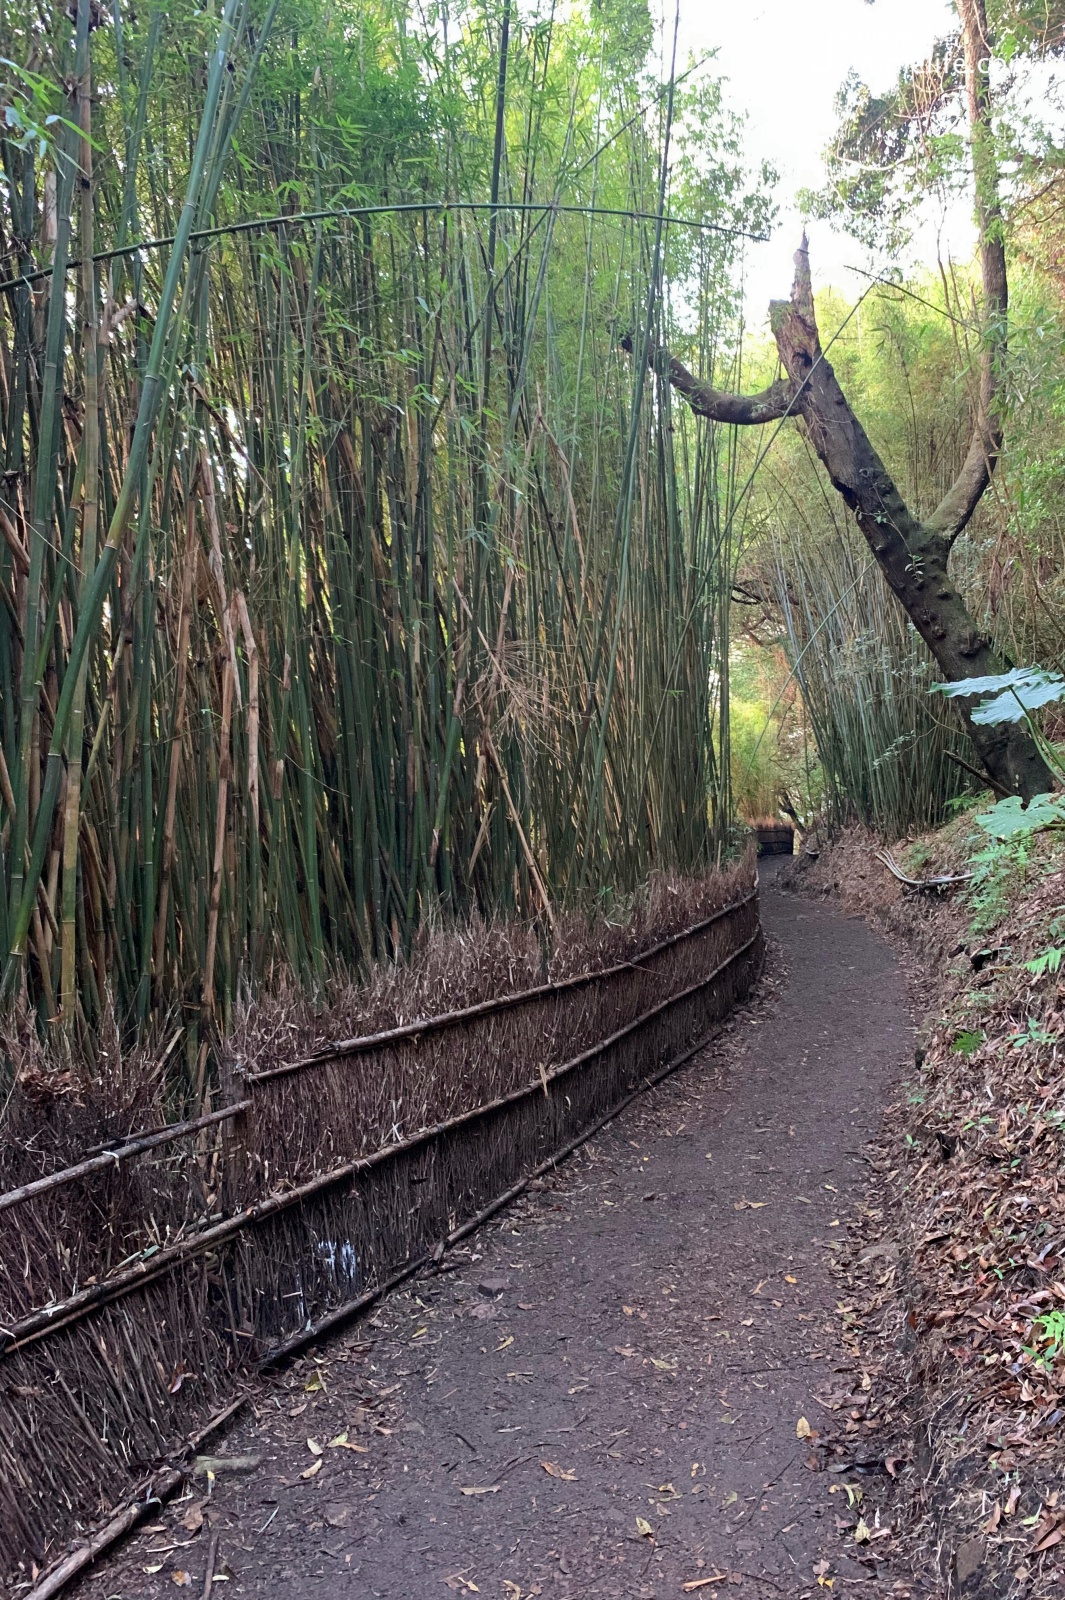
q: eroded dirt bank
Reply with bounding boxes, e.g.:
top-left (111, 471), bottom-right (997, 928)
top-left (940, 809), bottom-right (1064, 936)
top-left (77, 868), bottom-right (920, 1600)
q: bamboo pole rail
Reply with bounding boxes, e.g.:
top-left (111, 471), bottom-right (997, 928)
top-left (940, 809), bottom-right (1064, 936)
top-left (1, 924), bottom-right (759, 1357)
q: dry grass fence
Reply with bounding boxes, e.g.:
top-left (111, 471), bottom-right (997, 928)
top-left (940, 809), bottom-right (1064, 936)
top-left (0, 866), bottom-right (762, 1586)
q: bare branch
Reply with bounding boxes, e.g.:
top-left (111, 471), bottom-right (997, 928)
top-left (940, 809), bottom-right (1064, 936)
top-left (620, 334), bottom-right (797, 424)
top-left (927, 0), bottom-right (1006, 543)
top-left (661, 355), bottom-right (798, 424)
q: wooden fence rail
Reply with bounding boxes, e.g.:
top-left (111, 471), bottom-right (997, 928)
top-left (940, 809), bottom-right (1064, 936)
top-left (0, 887), bottom-right (762, 1584)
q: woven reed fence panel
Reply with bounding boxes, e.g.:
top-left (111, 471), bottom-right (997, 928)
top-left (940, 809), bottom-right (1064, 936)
top-left (0, 893), bottom-right (761, 1578)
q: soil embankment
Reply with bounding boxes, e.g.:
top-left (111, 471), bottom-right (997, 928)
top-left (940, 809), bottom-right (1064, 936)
top-left (78, 867), bottom-right (918, 1600)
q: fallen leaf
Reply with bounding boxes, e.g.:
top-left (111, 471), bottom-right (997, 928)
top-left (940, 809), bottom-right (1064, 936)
top-left (181, 1503), bottom-right (204, 1534)
top-left (796, 1416), bottom-right (812, 1439)
top-left (623, 1305), bottom-right (635, 1316)
top-left (540, 1461), bottom-right (576, 1481)
top-left (785, 1274), bottom-right (797, 1284)
top-left (613, 1345), bottom-right (638, 1357)
top-left (733, 1200), bottom-right (769, 1210)
top-left (885, 1457), bottom-right (902, 1480)
top-left (1032, 1515), bottom-right (1065, 1553)
top-left (649, 1357), bottom-right (675, 1370)
top-left (307, 1439), bottom-right (323, 1456)
top-left (171, 1573), bottom-right (192, 1589)
top-left (635, 1516), bottom-right (654, 1539)
top-left (1006, 1485), bottom-right (1021, 1517)
top-left (460, 1486), bottom-right (500, 1496)
top-left (854, 1518), bottom-right (871, 1543)
top-left (721, 1491), bottom-right (738, 1508)
top-left (495, 1336), bottom-right (514, 1352)
top-left (304, 1371), bottom-right (325, 1393)
top-left (300, 1458), bottom-right (323, 1480)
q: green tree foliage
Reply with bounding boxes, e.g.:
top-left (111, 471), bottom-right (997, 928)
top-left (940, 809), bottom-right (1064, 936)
top-left (802, 1), bottom-right (1065, 251)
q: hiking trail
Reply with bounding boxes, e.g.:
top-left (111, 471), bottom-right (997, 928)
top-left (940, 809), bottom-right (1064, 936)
top-left (81, 867), bottom-right (919, 1600)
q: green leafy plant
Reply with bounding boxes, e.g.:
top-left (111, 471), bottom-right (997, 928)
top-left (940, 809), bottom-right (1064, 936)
top-left (1023, 1309), bottom-right (1065, 1369)
top-left (973, 793), bottom-right (1065, 841)
top-left (951, 1029), bottom-right (985, 1057)
top-left (931, 667), bottom-right (1065, 725)
top-left (968, 832), bottom-right (1034, 933)
top-left (1009, 1017), bottom-right (1060, 1049)
top-left (932, 669), bottom-right (1065, 803)
top-left (1025, 947), bottom-right (1065, 978)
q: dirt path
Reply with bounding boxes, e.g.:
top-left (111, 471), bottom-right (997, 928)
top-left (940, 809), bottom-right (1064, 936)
top-left (80, 868), bottom-right (922, 1600)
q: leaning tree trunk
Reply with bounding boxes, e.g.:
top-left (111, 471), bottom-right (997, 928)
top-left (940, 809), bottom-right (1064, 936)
top-left (639, 0), bottom-right (1054, 801)
top-left (768, 244), bottom-right (1053, 800)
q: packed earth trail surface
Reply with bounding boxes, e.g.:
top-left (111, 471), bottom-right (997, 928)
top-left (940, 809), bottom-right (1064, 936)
top-left (81, 869), bottom-right (924, 1600)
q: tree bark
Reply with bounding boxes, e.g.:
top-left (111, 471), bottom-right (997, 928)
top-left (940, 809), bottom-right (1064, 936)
top-left (768, 241), bottom-right (1053, 800)
top-left (642, 0), bottom-right (1055, 802)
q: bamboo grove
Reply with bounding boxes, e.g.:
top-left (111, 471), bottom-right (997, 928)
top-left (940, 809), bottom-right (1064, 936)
top-left (0, 0), bottom-right (770, 1057)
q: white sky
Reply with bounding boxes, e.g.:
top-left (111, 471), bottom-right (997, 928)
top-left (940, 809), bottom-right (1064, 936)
top-left (674, 0), bottom-right (973, 323)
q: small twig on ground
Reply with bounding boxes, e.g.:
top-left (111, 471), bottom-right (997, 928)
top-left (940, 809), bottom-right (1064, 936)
top-left (200, 1531), bottom-right (219, 1600)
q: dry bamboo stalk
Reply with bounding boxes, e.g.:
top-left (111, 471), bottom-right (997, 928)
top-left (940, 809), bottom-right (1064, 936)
top-left (483, 728), bottom-right (558, 934)
top-left (234, 591), bottom-right (259, 839)
top-left (153, 510), bottom-right (199, 976)
top-left (201, 451), bottom-right (242, 708)
top-left (0, 1101), bottom-right (251, 1213)
top-left (59, 24), bottom-right (102, 1022)
top-left (20, 1394), bottom-right (247, 1600)
top-left (203, 656), bottom-right (235, 1017)
top-left (0, 504), bottom-right (29, 576)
